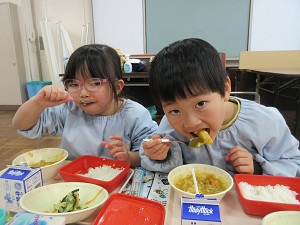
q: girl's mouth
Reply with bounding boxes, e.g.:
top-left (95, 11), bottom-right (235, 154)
top-left (79, 99), bottom-right (92, 105)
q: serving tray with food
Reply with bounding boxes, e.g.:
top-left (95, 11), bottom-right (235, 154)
top-left (2, 149), bottom-right (299, 225)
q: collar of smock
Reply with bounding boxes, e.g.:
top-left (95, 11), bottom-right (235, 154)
top-left (220, 97), bottom-right (240, 130)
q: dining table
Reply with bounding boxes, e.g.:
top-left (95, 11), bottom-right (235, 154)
top-left (165, 184), bottom-right (262, 225)
top-left (1, 166), bottom-right (264, 225)
top-left (82, 168), bottom-right (264, 225)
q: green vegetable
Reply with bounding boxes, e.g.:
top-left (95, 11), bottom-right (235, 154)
top-left (54, 189), bottom-right (80, 213)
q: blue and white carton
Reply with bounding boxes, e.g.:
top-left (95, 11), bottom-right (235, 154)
top-left (0, 165), bottom-right (43, 210)
top-left (181, 194), bottom-right (221, 225)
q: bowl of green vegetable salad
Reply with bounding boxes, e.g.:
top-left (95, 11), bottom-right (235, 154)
top-left (20, 182), bottom-right (108, 224)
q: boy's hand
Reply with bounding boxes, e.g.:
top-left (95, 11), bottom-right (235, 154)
top-left (33, 85), bottom-right (73, 107)
top-left (143, 134), bottom-right (172, 160)
top-left (226, 146), bottom-right (254, 174)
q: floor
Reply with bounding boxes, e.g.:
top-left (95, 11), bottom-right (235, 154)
top-left (0, 111), bottom-right (61, 171)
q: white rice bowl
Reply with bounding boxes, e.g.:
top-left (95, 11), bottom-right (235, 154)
top-left (20, 182), bottom-right (108, 224)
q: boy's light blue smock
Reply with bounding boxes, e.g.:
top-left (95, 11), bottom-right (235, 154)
top-left (140, 98), bottom-right (300, 177)
top-left (18, 99), bottom-right (158, 160)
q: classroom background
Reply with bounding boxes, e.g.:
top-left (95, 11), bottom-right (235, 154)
top-left (0, 0), bottom-right (300, 139)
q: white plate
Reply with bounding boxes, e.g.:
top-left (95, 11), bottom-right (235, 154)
top-left (262, 211), bottom-right (300, 225)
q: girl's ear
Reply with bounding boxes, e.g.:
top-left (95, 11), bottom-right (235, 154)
top-left (224, 76), bottom-right (231, 102)
top-left (115, 79), bottom-right (125, 94)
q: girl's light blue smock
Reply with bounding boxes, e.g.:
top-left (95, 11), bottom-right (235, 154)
top-left (140, 98), bottom-right (300, 177)
top-left (18, 99), bottom-right (158, 160)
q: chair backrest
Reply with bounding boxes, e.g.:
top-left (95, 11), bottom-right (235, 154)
top-left (239, 50), bottom-right (300, 69)
top-left (129, 52), bottom-right (227, 68)
top-left (230, 91), bottom-right (260, 103)
top-left (219, 52), bottom-right (226, 68)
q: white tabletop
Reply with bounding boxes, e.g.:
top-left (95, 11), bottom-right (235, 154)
top-left (1, 167), bottom-right (263, 225)
top-left (165, 185), bottom-right (262, 225)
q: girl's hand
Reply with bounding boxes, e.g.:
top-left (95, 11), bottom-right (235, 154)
top-left (33, 85), bottom-right (73, 107)
top-left (102, 135), bottom-right (129, 161)
top-left (226, 145), bottom-right (254, 174)
top-left (142, 134), bottom-right (172, 160)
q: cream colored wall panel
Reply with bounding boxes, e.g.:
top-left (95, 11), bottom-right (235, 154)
top-left (0, 2), bottom-right (27, 106)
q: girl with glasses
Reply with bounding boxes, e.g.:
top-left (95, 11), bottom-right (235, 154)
top-left (12, 44), bottom-right (158, 167)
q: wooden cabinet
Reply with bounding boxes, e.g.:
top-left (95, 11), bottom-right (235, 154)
top-left (121, 55), bottom-right (163, 122)
top-left (123, 72), bottom-right (149, 86)
top-left (0, 2), bottom-right (27, 110)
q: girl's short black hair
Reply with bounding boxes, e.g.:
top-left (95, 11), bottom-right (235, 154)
top-left (149, 38), bottom-right (228, 108)
top-left (62, 44), bottom-right (123, 100)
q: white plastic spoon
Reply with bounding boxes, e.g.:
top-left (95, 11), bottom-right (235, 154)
top-left (191, 168), bottom-right (199, 194)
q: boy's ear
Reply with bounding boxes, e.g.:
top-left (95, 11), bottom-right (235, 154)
top-left (224, 76), bottom-right (231, 101)
top-left (115, 79), bottom-right (125, 94)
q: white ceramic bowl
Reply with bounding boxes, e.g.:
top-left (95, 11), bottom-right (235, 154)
top-left (262, 211), bottom-right (300, 225)
top-left (12, 148), bottom-right (68, 181)
top-left (20, 182), bottom-right (109, 224)
top-left (168, 164), bottom-right (233, 200)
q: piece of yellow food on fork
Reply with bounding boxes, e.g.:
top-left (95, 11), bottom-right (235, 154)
top-left (188, 130), bottom-right (213, 148)
top-left (196, 130), bottom-right (213, 144)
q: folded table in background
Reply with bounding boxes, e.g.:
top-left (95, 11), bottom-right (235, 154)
top-left (245, 67), bottom-right (300, 138)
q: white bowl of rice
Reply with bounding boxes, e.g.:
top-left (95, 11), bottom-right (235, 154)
top-left (59, 155), bottom-right (130, 193)
top-left (234, 174), bottom-right (300, 217)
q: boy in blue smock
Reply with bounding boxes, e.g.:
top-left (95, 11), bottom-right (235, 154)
top-left (140, 38), bottom-right (300, 176)
top-left (13, 44), bottom-right (158, 167)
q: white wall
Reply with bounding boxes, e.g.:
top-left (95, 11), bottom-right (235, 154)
top-left (92, 0), bottom-right (144, 54)
top-left (249, 0), bottom-right (300, 51)
top-left (2, 0), bottom-right (300, 86)
top-left (0, 0), bottom-right (94, 83)
top-left (32, 0), bottom-right (94, 82)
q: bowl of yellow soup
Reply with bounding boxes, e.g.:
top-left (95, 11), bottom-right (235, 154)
top-left (168, 164), bottom-right (233, 200)
top-left (12, 148), bottom-right (68, 181)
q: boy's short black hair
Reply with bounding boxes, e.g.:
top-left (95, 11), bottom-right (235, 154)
top-left (149, 38), bottom-right (228, 108)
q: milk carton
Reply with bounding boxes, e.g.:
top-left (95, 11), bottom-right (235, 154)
top-left (181, 194), bottom-right (221, 225)
top-left (0, 165), bottom-right (43, 210)
top-left (8, 212), bottom-right (65, 225)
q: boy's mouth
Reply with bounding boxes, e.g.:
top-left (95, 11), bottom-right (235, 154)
top-left (188, 128), bottom-right (213, 148)
top-left (190, 128), bottom-right (210, 137)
